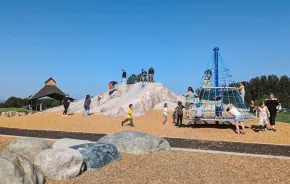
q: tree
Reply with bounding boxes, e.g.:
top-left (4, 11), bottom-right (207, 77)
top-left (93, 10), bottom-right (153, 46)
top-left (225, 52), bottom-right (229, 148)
top-left (278, 75), bottom-right (290, 108)
top-left (127, 74), bottom-right (140, 85)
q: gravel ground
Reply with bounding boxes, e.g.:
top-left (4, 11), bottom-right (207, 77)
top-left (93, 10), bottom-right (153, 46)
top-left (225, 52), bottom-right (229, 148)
top-left (0, 110), bottom-right (290, 145)
top-left (1, 137), bottom-right (289, 184)
top-left (47, 151), bottom-right (290, 184)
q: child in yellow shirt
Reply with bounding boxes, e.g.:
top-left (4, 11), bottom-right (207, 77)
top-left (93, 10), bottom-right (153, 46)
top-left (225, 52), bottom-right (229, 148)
top-left (121, 104), bottom-right (134, 127)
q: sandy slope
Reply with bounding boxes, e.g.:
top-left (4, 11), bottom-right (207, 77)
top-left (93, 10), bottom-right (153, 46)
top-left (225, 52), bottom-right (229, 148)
top-left (0, 110), bottom-right (290, 145)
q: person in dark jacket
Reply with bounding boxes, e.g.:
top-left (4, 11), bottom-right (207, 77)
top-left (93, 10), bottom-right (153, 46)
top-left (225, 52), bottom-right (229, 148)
top-left (62, 94), bottom-right (71, 116)
top-left (83, 95), bottom-right (91, 116)
top-left (122, 69), bottom-right (127, 84)
top-left (109, 81), bottom-right (118, 91)
top-left (148, 66), bottom-right (155, 83)
top-left (265, 92), bottom-right (279, 131)
top-left (175, 101), bottom-right (185, 128)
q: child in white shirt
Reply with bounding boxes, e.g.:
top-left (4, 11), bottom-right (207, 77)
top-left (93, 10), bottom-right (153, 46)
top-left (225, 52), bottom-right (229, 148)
top-left (226, 104), bottom-right (246, 135)
top-left (256, 101), bottom-right (270, 132)
top-left (163, 103), bottom-right (168, 124)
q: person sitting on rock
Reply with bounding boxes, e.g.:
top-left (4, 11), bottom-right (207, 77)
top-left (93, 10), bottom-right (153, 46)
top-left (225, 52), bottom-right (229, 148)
top-left (121, 104), bottom-right (134, 127)
top-left (140, 69), bottom-right (147, 83)
top-left (109, 81), bottom-right (118, 91)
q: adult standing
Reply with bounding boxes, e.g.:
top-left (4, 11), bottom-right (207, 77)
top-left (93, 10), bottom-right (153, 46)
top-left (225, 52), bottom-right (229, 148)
top-left (265, 92), bottom-right (279, 131)
top-left (62, 94), bottom-right (71, 116)
top-left (237, 82), bottom-right (245, 103)
top-left (183, 87), bottom-right (198, 115)
top-left (122, 69), bottom-right (127, 85)
top-left (148, 66), bottom-right (155, 83)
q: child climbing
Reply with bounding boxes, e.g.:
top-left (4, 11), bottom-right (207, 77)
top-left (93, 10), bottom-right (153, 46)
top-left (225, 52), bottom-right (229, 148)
top-left (109, 81), bottom-right (118, 95)
top-left (203, 69), bottom-right (212, 87)
top-left (83, 95), bottom-right (91, 116)
top-left (96, 95), bottom-right (102, 106)
top-left (225, 104), bottom-right (246, 135)
top-left (121, 104), bottom-right (134, 127)
top-left (163, 103), bottom-right (168, 124)
top-left (175, 101), bottom-right (185, 128)
top-left (192, 103), bottom-right (203, 124)
top-left (256, 101), bottom-right (270, 132)
top-left (109, 81), bottom-right (118, 91)
top-left (237, 82), bottom-right (245, 103)
top-left (214, 95), bottom-right (223, 119)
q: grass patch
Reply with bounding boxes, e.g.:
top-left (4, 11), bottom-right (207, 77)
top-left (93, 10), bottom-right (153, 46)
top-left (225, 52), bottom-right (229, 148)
top-left (276, 112), bottom-right (290, 124)
top-left (0, 108), bottom-right (27, 113)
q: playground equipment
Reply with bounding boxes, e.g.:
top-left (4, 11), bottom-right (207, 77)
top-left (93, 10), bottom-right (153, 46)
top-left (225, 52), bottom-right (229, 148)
top-left (187, 47), bottom-right (253, 122)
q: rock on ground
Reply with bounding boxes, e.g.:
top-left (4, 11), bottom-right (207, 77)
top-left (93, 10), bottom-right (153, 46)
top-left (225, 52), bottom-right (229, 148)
top-left (0, 153), bottom-right (44, 184)
top-left (97, 130), bottom-right (171, 154)
top-left (34, 148), bottom-right (85, 181)
top-left (3, 138), bottom-right (51, 162)
top-left (70, 143), bottom-right (121, 168)
top-left (53, 138), bottom-right (94, 149)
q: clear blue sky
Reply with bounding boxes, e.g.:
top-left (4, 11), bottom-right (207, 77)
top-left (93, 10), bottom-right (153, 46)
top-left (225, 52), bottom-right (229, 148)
top-left (0, 0), bottom-right (289, 100)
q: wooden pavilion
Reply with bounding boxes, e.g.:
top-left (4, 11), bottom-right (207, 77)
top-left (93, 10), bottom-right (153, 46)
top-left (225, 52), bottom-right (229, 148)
top-left (28, 78), bottom-right (74, 111)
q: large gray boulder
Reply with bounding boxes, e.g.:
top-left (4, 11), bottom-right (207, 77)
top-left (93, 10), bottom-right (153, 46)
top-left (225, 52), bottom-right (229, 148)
top-left (34, 148), bottom-right (85, 181)
top-left (3, 138), bottom-right (51, 162)
top-left (53, 138), bottom-right (94, 149)
top-left (97, 130), bottom-right (171, 154)
top-left (0, 153), bottom-right (44, 184)
top-left (70, 143), bottom-right (121, 168)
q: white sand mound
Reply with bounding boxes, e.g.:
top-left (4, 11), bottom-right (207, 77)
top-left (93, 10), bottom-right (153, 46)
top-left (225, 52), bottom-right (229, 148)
top-left (45, 82), bottom-right (185, 117)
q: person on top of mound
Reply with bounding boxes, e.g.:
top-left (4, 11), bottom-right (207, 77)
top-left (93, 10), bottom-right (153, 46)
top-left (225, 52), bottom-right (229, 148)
top-left (148, 66), bottom-right (154, 83)
top-left (140, 69), bottom-right (147, 83)
top-left (122, 69), bottom-right (127, 85)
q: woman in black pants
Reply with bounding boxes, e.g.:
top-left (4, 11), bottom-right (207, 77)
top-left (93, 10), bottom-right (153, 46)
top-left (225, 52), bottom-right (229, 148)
top-left (175, 101), bottom-right (185, 128)
top-left (265, 92), bottom-right (279, 131)
top-left (62, 94), bottom-right (71, 116)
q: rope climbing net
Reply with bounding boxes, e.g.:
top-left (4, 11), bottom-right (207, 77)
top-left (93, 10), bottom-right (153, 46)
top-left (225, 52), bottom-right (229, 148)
top-left (187, 48), bottom-right (253, 122)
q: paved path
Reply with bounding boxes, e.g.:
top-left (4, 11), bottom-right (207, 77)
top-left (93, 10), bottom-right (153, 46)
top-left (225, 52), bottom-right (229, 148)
top-left (0, 127), bottom-right (289, 157)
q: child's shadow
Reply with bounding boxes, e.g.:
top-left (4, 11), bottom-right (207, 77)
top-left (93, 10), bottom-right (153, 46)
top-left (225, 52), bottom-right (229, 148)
top-left (251, 125), bottom-right (262, 132)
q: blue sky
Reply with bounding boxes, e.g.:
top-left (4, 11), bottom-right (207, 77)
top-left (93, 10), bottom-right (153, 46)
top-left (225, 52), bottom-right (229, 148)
top-left (0, 0), bottom-right (289, 100)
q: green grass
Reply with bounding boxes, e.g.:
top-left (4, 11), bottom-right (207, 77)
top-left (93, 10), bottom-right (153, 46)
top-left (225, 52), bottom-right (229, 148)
top-left (276, 112), bottom-right (290, 124)
top-left (0, 108), bottom-right (27, 113)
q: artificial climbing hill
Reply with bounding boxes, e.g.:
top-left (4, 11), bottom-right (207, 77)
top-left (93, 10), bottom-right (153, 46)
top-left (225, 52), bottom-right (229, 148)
top-left (45, 82), bottom-right (185, 117)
